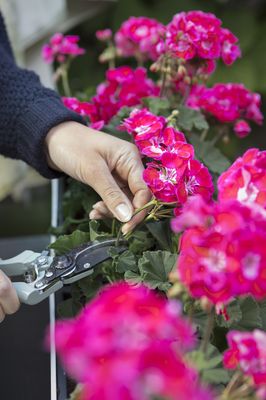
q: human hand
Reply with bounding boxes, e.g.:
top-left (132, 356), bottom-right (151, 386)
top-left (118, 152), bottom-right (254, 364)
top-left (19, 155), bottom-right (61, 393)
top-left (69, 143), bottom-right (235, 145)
top-left (0, 271), bottom-right (20, 322)
top-left (45, 121), bottom-right (151, 234)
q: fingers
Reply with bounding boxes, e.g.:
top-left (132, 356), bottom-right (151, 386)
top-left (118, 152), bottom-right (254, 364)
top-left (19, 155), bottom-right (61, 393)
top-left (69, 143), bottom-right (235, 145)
top-left (122, 189), bottom-right (152, 235)
top-left (0, 305), bottom-right (5, 323)
top-left (90, 160), bottom-right (133, 223)
top-left (90, 201), bottom-right (113, 219)
top-left (0, 271), bottom-right (20, 322)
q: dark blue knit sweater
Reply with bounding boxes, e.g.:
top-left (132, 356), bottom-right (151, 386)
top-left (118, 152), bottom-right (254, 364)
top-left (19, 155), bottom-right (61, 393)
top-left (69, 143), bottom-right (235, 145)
top-left (0, 13), bottom-right (83, 178)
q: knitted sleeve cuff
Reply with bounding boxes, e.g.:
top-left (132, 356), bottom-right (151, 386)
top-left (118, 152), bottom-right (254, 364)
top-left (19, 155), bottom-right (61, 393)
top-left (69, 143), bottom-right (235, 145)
top-left (15, 95), bottom-right (85, 179)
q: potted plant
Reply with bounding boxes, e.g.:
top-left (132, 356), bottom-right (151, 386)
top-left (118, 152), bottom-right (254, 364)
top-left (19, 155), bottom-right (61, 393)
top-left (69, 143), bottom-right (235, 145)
top-left (43, 11), bottom-right (266, 400)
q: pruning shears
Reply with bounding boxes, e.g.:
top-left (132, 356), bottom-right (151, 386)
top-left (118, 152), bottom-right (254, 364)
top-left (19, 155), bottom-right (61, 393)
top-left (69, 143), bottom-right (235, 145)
top-left (0, 239), bottom-right (127, 305)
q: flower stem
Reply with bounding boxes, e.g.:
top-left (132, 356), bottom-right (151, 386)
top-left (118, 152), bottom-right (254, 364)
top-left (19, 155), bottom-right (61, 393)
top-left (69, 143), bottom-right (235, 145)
top-left (221, 371), bottom-right (243, 399)
top-left (200, 307), bottom-right (215, 355)
top-left (132, 198), bottom-right (157, 217)
top-left (61, 66), bottom-right (71, 97)
top-left (200, 129), bottom-right (208, 142)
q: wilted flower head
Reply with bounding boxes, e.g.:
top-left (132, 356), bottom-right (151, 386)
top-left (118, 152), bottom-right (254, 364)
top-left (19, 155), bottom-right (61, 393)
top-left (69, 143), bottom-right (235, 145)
top-left (224, 330), bottom-right (266, 393)
top-left (52, 282), bottom-right (214, 400)
top-left (186, 83), bottom-right (263, 137)
top-left (115, 16), bottom-right (165, 61)
top-left (42, 33), bottom-right (85, 63)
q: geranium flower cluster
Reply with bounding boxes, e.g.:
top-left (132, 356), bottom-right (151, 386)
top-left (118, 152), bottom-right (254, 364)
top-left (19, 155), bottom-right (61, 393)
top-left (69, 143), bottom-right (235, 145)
top-left (113, 11), bottom-right (240, 69)
top-left (122, 108), bottom-right (214, 204)
top-left (42, 33), bottom-right (85, 64)
top-left (224, 330), bottom-right (266, 396)
top-left (63, 67), bottom-right (159, 128)
top-left (114, 16), bottom-right (165, 61)
top-left (172, 147), bottom-right (266, 304)
top-left (164, 11), bottom-right (240, 65)
top-left (187, 83), bottom-right (263, 137)
top-left (172, 195), bottom-right (266, 304)
top-left (218, 148), bottom-right (266, 210)
top-left (53, 283), bottom-right (213, 400)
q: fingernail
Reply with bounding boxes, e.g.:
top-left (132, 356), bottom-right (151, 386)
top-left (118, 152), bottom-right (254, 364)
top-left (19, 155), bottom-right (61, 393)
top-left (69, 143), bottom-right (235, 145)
top-left (89, 210), bottom-right (97, 219)
top-left (115, 203), bottom-right (132, 222)
top-left (121, 224), bottom-right (128, 235)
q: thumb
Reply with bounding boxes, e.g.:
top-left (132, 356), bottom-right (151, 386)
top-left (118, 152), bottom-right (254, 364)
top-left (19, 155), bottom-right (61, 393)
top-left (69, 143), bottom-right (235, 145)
top-left (90, 161), bottom-right (133, 223)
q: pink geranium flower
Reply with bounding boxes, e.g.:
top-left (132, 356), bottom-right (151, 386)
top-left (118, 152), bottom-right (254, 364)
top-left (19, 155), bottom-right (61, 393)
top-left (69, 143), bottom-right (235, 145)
top-left (115, 16), bottom-right (165, 61)
top-left (186, 83), bottom-right (263, 137)
top-left (84, 67), bottom-right (159, 126)
top-left (224, 330), bottom-right (266, 395)
top-left (218, 148), bottom-right (266, 210)
top-left (123, 108), bottom-right (214, 205)
top-left (173, 197), bottom-right (266, 304)
top-left (42, 33), bottom-right (85, 63)
top-left (164, 11), bottom-right (240, 65)
top-left (96, 29), bottom-right (112, 42)
top-left (52, 283), bottom-right (214, 400)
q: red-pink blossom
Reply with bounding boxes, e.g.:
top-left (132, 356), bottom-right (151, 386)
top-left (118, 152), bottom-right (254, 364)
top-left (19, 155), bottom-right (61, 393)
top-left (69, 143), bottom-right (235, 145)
top-left (173, 198), bottom-right (266, 304)
top-left (42, 33), bottom-right (85, 63)
top-left (165, 11), bottom-right (240, 65)
top-left (220, 28), bottom-right (241, 65)
top-left (122, 108), bottom-right (165, 142)
top-left (234, 119), bottom-right (251, 138)
top-left (96, 29), bottom-right (112, 42)
top-left (143, 160), bottom-right (213, 204)
top-left (115, 16), bottom-right (165, 61)
top-left (137, 126), bottom-right (187, 160)
top-left (143, 163), bottom-right (184, 202)
top-left (52, 282), bottom-right (213, 400)
top-left (218, 148), bottom-right (266, 211)
top-left (175, 160), bottom-right (214, 204)
top-left (84, 67), bottom-right (159, 126)
top-left (123, 108), bottom-right (213, 204)
top-left (224, 330), bottom-right (266, 393)
top-left (186, 83), bottom-right (263, 137)
top-left (62, 97), bottom-right (93, 117)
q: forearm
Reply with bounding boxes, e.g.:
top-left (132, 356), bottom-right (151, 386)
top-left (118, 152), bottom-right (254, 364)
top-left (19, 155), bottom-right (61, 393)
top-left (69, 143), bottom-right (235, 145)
top-left (0, 14), bottom-right (84, 178)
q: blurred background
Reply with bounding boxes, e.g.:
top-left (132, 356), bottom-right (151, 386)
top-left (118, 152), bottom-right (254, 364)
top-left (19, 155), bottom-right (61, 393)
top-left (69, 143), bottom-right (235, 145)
top-left (0, 1), bottom-right (265, 399)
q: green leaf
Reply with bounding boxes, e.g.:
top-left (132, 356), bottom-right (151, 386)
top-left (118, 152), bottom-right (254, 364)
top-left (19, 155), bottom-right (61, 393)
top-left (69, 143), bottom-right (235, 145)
top-left (141, 96), bottom-right (171, 116)
top-left (188, 344), bottom-right (230, 385)
top-left (259, 300), bottom-right (266, 331)
top-left (128, 229), bottom-right (155, 254)
top-left (49, 230), bottom-right (91, 255)
top-left (216, 300), bottom-right (242, 328)
top-left (146, 220), bottom-right (174, 252)
top-left (138, 250), bottom-right (177, 291)
top-left (116, 250), bottom-right (138, 273)
top-left (189, 133), bottom-right (231, 174)
top-left (124, 270), bottom-right (142, 286)
top-left (232, 297), bottom-right (263, 331)
top-left (77, 273), bottom-right (105, 301)
top-left (176, 105), bottom-right (209, 132)
top-left (89, 220), bottom-right (111, 241)
top-left (201, 368), bottom-right (230, 385)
